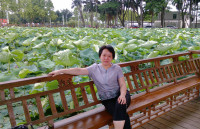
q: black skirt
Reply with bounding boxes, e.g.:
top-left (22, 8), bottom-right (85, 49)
top-left (101, 90), bottom-right (131, 129)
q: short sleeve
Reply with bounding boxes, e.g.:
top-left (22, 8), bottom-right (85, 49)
top-left (117, 65), bottom-right (124, 79)
top-left (86, 63), bottom-right (97, 78)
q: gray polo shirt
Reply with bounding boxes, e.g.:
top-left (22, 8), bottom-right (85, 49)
top-left (86, 63), bottom-right (124, 100)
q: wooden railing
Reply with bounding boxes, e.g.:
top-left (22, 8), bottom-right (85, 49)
top-left (0, 50), bottom-right (200, 129)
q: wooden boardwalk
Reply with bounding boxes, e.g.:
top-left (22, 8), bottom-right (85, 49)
top-left (138, 97), bottom-right (200, 129)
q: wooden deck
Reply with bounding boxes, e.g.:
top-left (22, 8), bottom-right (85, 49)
top-left (137, 97), bottom-right (200, 129)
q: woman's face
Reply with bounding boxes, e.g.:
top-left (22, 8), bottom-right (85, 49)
top-left (100, 49), bottom-right (113, 66)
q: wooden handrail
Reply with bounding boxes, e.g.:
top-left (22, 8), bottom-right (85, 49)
top-left (190, 50), bottom-right (200, 54)
top-left (118, 52), bottom-right (191, 67)
top-left (0, 74), bottom-right (73, 90)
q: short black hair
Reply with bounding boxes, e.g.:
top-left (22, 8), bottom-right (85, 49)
top-left (99, 45), bottom-right (115, 59)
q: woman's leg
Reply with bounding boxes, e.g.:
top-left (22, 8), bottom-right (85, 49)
top-left (101, 91), bottom-right (131, 129)
top-left (113, 121), bottom-right (125, 129)
top-left (102, 98), bottom-right (125, 128)
top-left (113, 99), bottom-right (131, 129)
top-left (123, 114), bottom-right (131, 129)
top-left (123, 91), bottom-right (131, 129)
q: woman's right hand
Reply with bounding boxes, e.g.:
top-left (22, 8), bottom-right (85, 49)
top-left (48, 70), bottom-right (62, 77)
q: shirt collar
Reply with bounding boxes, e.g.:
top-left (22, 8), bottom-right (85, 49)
top-left (99, 63), bottom-right (113, 71)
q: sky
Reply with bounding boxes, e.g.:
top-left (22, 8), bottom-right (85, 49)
top-left (51, 0), bottom-right (73, 11)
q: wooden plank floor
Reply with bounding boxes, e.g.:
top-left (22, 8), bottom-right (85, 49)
top-left (138, 97), bottom-right (200, 129)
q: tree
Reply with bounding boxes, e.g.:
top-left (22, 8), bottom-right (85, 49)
top-left (99, 0), bottom-right (120, 27)
top-left (130, 0), bottom-right (144, 27)
top-left (72, 0), bottom-right (85, 27)
top-left (194, 0), bottom-right (200, 28)
top-left (118, 0), bottom-right (129, 27)
top-left (172, 0), bottom-right (182, 28)
top-left (189, 0), bottom-right (193, 28)
top-left (0, 0), bottom-right (12, 24)
top-left (145, 0), bottom-right (165, 26)
top-left (84, 0), bottom-right (95, 27)
top-left (172, 0), bottom-right (189, 28)
top-left (45, 0), bottom-right (57, 25)
top-left (188, 0), bottom-right (200, 28)
top-left (55, 9), bottom-right (72, 25)
top-left (160, 0), bottom-right (169, 28)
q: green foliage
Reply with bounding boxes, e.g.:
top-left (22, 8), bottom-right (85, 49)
top-left (53, 49), bottom-right (79, 67)
top-left (0, 27), bottom-right (200, 129)
top-left (0, 52), bottom-right (11, 63)
top-left (0, 27), bottom-right (199, 81)
top-left (19, 69), bottom-right (32, 78)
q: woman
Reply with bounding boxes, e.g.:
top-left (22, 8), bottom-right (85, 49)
top-left (49, 45), bottom-right (131, 129)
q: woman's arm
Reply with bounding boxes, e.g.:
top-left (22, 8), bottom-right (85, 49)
top-left (48, 68), bottom-right (89, 77)
top-left (118, 77), bottom-right (127, 104)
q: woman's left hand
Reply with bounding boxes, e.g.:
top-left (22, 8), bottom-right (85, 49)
top-left (118, 95), bottom-right (126, 104)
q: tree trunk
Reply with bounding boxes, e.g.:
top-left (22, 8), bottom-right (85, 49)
top-left (161, 9), bottom-right (164, 27)
top-left (178, 2), bottom-right (181, 28)
top-left (131, 9), bottom-right (133, 26)
top-left (90, 12), bottom-right (93, 27)
top-left (178, 10), bottom-right (181, 28)
top-left (151, 12), bottom-right (154, 26)
top-left (78, 5), bottom-right (85, 27)
top-left (181, 10), bottom-right (185, 28)
top-left (195, 1), bottom-right (198, 28)
top-left (131, 5), bottom-right (140, 27)
top-left (118, 3), bottom-right (127, 27)
top-left (140, 0), bottom-right (143, 28)
top-left (189, 0), bottom-right (192, 28)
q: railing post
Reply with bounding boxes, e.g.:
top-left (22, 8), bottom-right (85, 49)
top-left (189, 50), bottom-right (193, 59)
top-left (172, 57), bottom-right (179, 83)
top-left (172, 57), bottom-right (179, 62)
top-left (154, 60), bottom-right (160, 67)
top-left (130, 64), bottom-right (139, 72)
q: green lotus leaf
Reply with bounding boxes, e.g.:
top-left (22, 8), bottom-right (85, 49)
top-left (116, 42), bottom-right (126, 49)
top-left (127, 39), bottom-right (138, 44)
top-left (33, 42), bottom-right (46, 49)
top-left (22, 38), bottom-right (32, 46)
top-left (49, 39), bottom-right (58, 47)
top-left (11, 50), bottom-right (24, 62)
top-left (41, 97), bottom-right (49, 110)
top-left (80, 48), bottom-right (99, 61)
top-left (139, 41), bottom-right (158, 49)
top-left (2, 46), bottom-right (10, 52)
top-left (46, 80), bottom-right (58, 91)
top-left (19, 69), bottom-right (32, 78)
top-left (39, 59), bottom-right (55, 69)
top-left (32, 37), bottom-right (38, 42)
top-left (53, 49), bottom-right (79, 67)
top-left (155, 43), bottom-right (173, 54)
top-left (92, 44), bottom-right (100, 53)
top-left (34, 82), bottom-right (45, 89)
top-left (73, 40), bottom-right (90, 50)
top-left (5, 33), bottom-right (18, 43)
top-left (172, 41), bottom-right (182, 50)
top-left (67, 35), bottom-right (76, 40)
top-left (43, 32), bottom-right (52, 37)
top-left (147, 51), bottom-right (160, 58)
top-left (0, 52), bottom-right (11, 63)
top-left (188, 46), bottom-right (200, 50)
top-left (0, 73), bottom-right (18, 82)
top-left (60, 43), bottom-right (75, 49)
top-left (125, 44), bottom-right (138, 52)
top-left (57, 39), bottom-right (63, 45)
